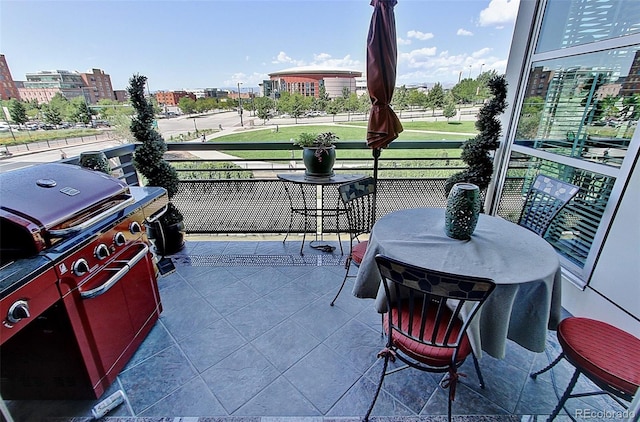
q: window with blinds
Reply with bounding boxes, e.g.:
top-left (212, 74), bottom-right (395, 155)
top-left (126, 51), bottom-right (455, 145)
top-left (496, 0), bottom-right (640, 286)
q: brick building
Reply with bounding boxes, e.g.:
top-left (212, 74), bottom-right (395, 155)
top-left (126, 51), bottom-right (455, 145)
top-left (0, 55), bottom-right (20, 100)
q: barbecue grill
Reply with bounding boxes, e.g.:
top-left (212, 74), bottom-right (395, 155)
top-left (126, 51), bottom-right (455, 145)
top-left (0, 163), bottom-right (168, 399)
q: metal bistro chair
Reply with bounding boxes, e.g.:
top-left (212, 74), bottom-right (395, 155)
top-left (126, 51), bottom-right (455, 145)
top-left (518, 174), bottom-right (579, 237)
top-left (364, 255), bottom-right (496, 422)
top-left (330, 177), bottom-right (376, 306)
top-left (530, 317), bottom-right (640, 421)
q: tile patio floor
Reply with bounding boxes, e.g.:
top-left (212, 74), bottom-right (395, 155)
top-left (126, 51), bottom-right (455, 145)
top-left (5, 239), bottom-right (627, 421)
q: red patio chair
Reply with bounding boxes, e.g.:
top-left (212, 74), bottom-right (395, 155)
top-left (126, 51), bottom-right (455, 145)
top-left (530, 317), bottom-right (640, 421)
top-left (364, 254), bottom-right (496, 422)
top-left (329, 177), bottom-right (376, 306)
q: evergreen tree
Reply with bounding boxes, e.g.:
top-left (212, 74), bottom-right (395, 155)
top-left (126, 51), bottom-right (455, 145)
top-left (128, 74), bottom-right (182, 224)
top-left (444, 75), bottom-right (508, 196)
top-left (8, 99), bottom-right (28, 126)
top-left (426, 83), bottom-right (445, 116)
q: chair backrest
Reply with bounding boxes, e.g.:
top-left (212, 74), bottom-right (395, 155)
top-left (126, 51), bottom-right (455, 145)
top-left (518, 174), bottom-right (579, 237)
top-left (375, 254), bottom-right (495, 353)
top-left (338, 177), bottom-right (376, 239)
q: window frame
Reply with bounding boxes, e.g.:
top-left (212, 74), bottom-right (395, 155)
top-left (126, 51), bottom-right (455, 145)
top-left (492, 0), bottom-right (640, 288)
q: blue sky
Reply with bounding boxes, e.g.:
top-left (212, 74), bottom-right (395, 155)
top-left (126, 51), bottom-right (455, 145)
top-left (1, 0), bottom-right (520, 92)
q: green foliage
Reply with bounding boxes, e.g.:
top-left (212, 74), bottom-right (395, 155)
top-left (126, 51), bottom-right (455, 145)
top-left (178, 97), bottom-right (196, 114)
top-left (42, 103), bottom-right (63, 125)
top-left (69, 97), bottom-right (93, 124)
top-left (451, 78), bottom-right (478, 104)
top-left (8, 99), bottom-right (28, 125)
top-left (128, 74), bottom-right (182, 223)
top-left (293, 131), bottom-right (338, 148)
top-left (391, 85), bottom-right (409, 114)
top-left (443, 100), bottom-right (457, 120)
top-left (254, 96), bottom-right (274, 123)
top-left (445, 75), bottom-right (508, 195)
top-left (425, 83), bottom-right (445, 115)
top-left (172, 161), bottom-right (254, 180)
top-left (293, 131), bottom-right (338, 160)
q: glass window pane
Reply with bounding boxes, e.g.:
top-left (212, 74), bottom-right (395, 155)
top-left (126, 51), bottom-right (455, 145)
top-left (536, 0), bottom-right (640, 53)
top-left (497, 153), bottom-right (614, 270)
top-left (514, 46), bottom-right (639, 167)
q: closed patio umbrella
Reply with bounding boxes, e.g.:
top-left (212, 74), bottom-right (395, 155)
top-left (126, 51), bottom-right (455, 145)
top-left (366, 0), bottom-right (403, 216)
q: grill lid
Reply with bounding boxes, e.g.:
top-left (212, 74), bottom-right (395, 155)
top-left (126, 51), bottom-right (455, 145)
top-left (1, 163), bottom-right (131, 259)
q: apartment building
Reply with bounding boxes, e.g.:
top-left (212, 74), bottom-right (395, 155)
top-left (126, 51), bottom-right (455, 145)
top-left (80, 68), bottom-right (116, 103)
top-left (0, 54), bottom-right (20, 100)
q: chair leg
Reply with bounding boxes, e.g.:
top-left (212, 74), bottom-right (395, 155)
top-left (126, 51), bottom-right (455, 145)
top-left (471, 350), bottom-right (486, 389)
top-left (330, 256), bottom-right (351, 306)
top-left (364, 353), bottom-right (390, 422)
top-left (547, 367), bottom-right (580, 422)
top-left (531, 353), bottom-right (565, 379)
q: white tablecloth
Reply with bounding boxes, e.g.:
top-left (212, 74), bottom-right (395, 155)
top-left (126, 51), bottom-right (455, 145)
top-left (353, 207), bottom-right (562, 359)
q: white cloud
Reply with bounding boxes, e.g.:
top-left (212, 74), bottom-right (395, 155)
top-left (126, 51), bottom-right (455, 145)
top-left (269, 51), bottom-right (361, 71)
top-left (472, 47), bottom-right (492, 58)
top-left (310, 53), bottom-right (361, 70)
top-left (397, 47), bottom-right (506, 84)
top-left (271, 51), bottom-right (305, 66)
top-left (457, 28), bottom-right (473, 36)
top-left (407, 30), bottom-right (434, 41)
top-left (224, 72), bottom-right (269, 87)
top-left (397, 37), bottom-right (412, 46)
top-left (399, 47), bottom-right (438, 66)
top-left (479, 0), bottom-right (520, 27)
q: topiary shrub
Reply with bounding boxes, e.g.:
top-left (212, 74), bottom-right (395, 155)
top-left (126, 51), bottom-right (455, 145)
top-left (444, 75), bottom-right (508, 196)
top-left (128, 74), bottom-right (183, 224)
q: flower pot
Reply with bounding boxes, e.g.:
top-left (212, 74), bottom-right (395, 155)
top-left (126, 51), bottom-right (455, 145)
top-left (146, 219), bottom-right (185, 256)
top-left (79, 151), bottom-right (110, 174)
top-left (302, 146), bottom-right (336, 178)
top-left (444, 183), bottom-right (481, 240)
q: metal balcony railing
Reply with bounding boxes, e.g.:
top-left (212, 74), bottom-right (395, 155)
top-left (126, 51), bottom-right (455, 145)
top-left (73, 141), bottom-right (532, 237)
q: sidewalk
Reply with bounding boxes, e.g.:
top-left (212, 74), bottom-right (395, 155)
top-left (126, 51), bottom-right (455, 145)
top-left (1, 131), bottom-right (117, 158)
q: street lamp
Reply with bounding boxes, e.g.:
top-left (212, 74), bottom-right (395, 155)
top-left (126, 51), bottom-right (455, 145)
top-left (479, 63), bottom-right (485, 76)
top-left (193, 118), bottom-right (198, 135)
top-left (237, 82), bottom-right (243, 127)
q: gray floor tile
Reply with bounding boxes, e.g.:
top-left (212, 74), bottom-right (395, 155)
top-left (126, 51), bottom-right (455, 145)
top-left (138, 377), bottom-right (227, 416)
top-left (179, 318), bottom-right (247, 372)
top-left (4, 240), bottom-right (589, 421)
top-left (239, 266), bottom-right (295, 295)
top-left (251, 319), bottom-right (322, 372)
top-left (203, 280), bottom-right (261, 314)
top-left (293, 296), bottom-right (352, 341)
top-left (234, 376), bottom-right (322, 416)
top-left (201, 344), bottom-right (281, 414)
top-left (284, 343), bottom-right (362, 414)
top-left (118, 344), bottom-right (197, 414)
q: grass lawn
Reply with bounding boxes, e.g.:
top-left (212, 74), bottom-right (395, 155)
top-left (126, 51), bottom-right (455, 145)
top-left (0, 128), bottom-right (101, 145)
top-left (342, 120), bottom-right (477, 134)
top-left (207, 124), bottom-right (470, 160)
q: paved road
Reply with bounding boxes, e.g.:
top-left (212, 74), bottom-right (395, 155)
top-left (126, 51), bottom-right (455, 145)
top-left (0, 106), bottom-right (479, 173)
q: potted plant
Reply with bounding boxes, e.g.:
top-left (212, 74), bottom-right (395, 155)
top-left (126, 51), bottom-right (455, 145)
top-left (293, 131), bottom-right (339, 177)
top-left (128, 74), bottom-right (185, 255)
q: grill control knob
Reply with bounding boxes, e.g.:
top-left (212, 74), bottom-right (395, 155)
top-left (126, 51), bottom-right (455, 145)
top-left (7, 300), bottom-right (30, 324)
top-left (114, 232), bottom-right (126, 246)
top-left (95, 244), bottom-right (110, 260)
top-left (129, 222), bottom-right (142, 234)
top-left (72, 259), bottom-right (90, 276)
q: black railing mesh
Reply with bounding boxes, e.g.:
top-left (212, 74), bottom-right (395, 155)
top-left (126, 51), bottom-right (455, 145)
top-left (173, 178), bottom-right (479, 234)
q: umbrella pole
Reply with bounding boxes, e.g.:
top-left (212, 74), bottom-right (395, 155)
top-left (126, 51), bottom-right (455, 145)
top-left (372, 148), bottom-right (381, 221)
